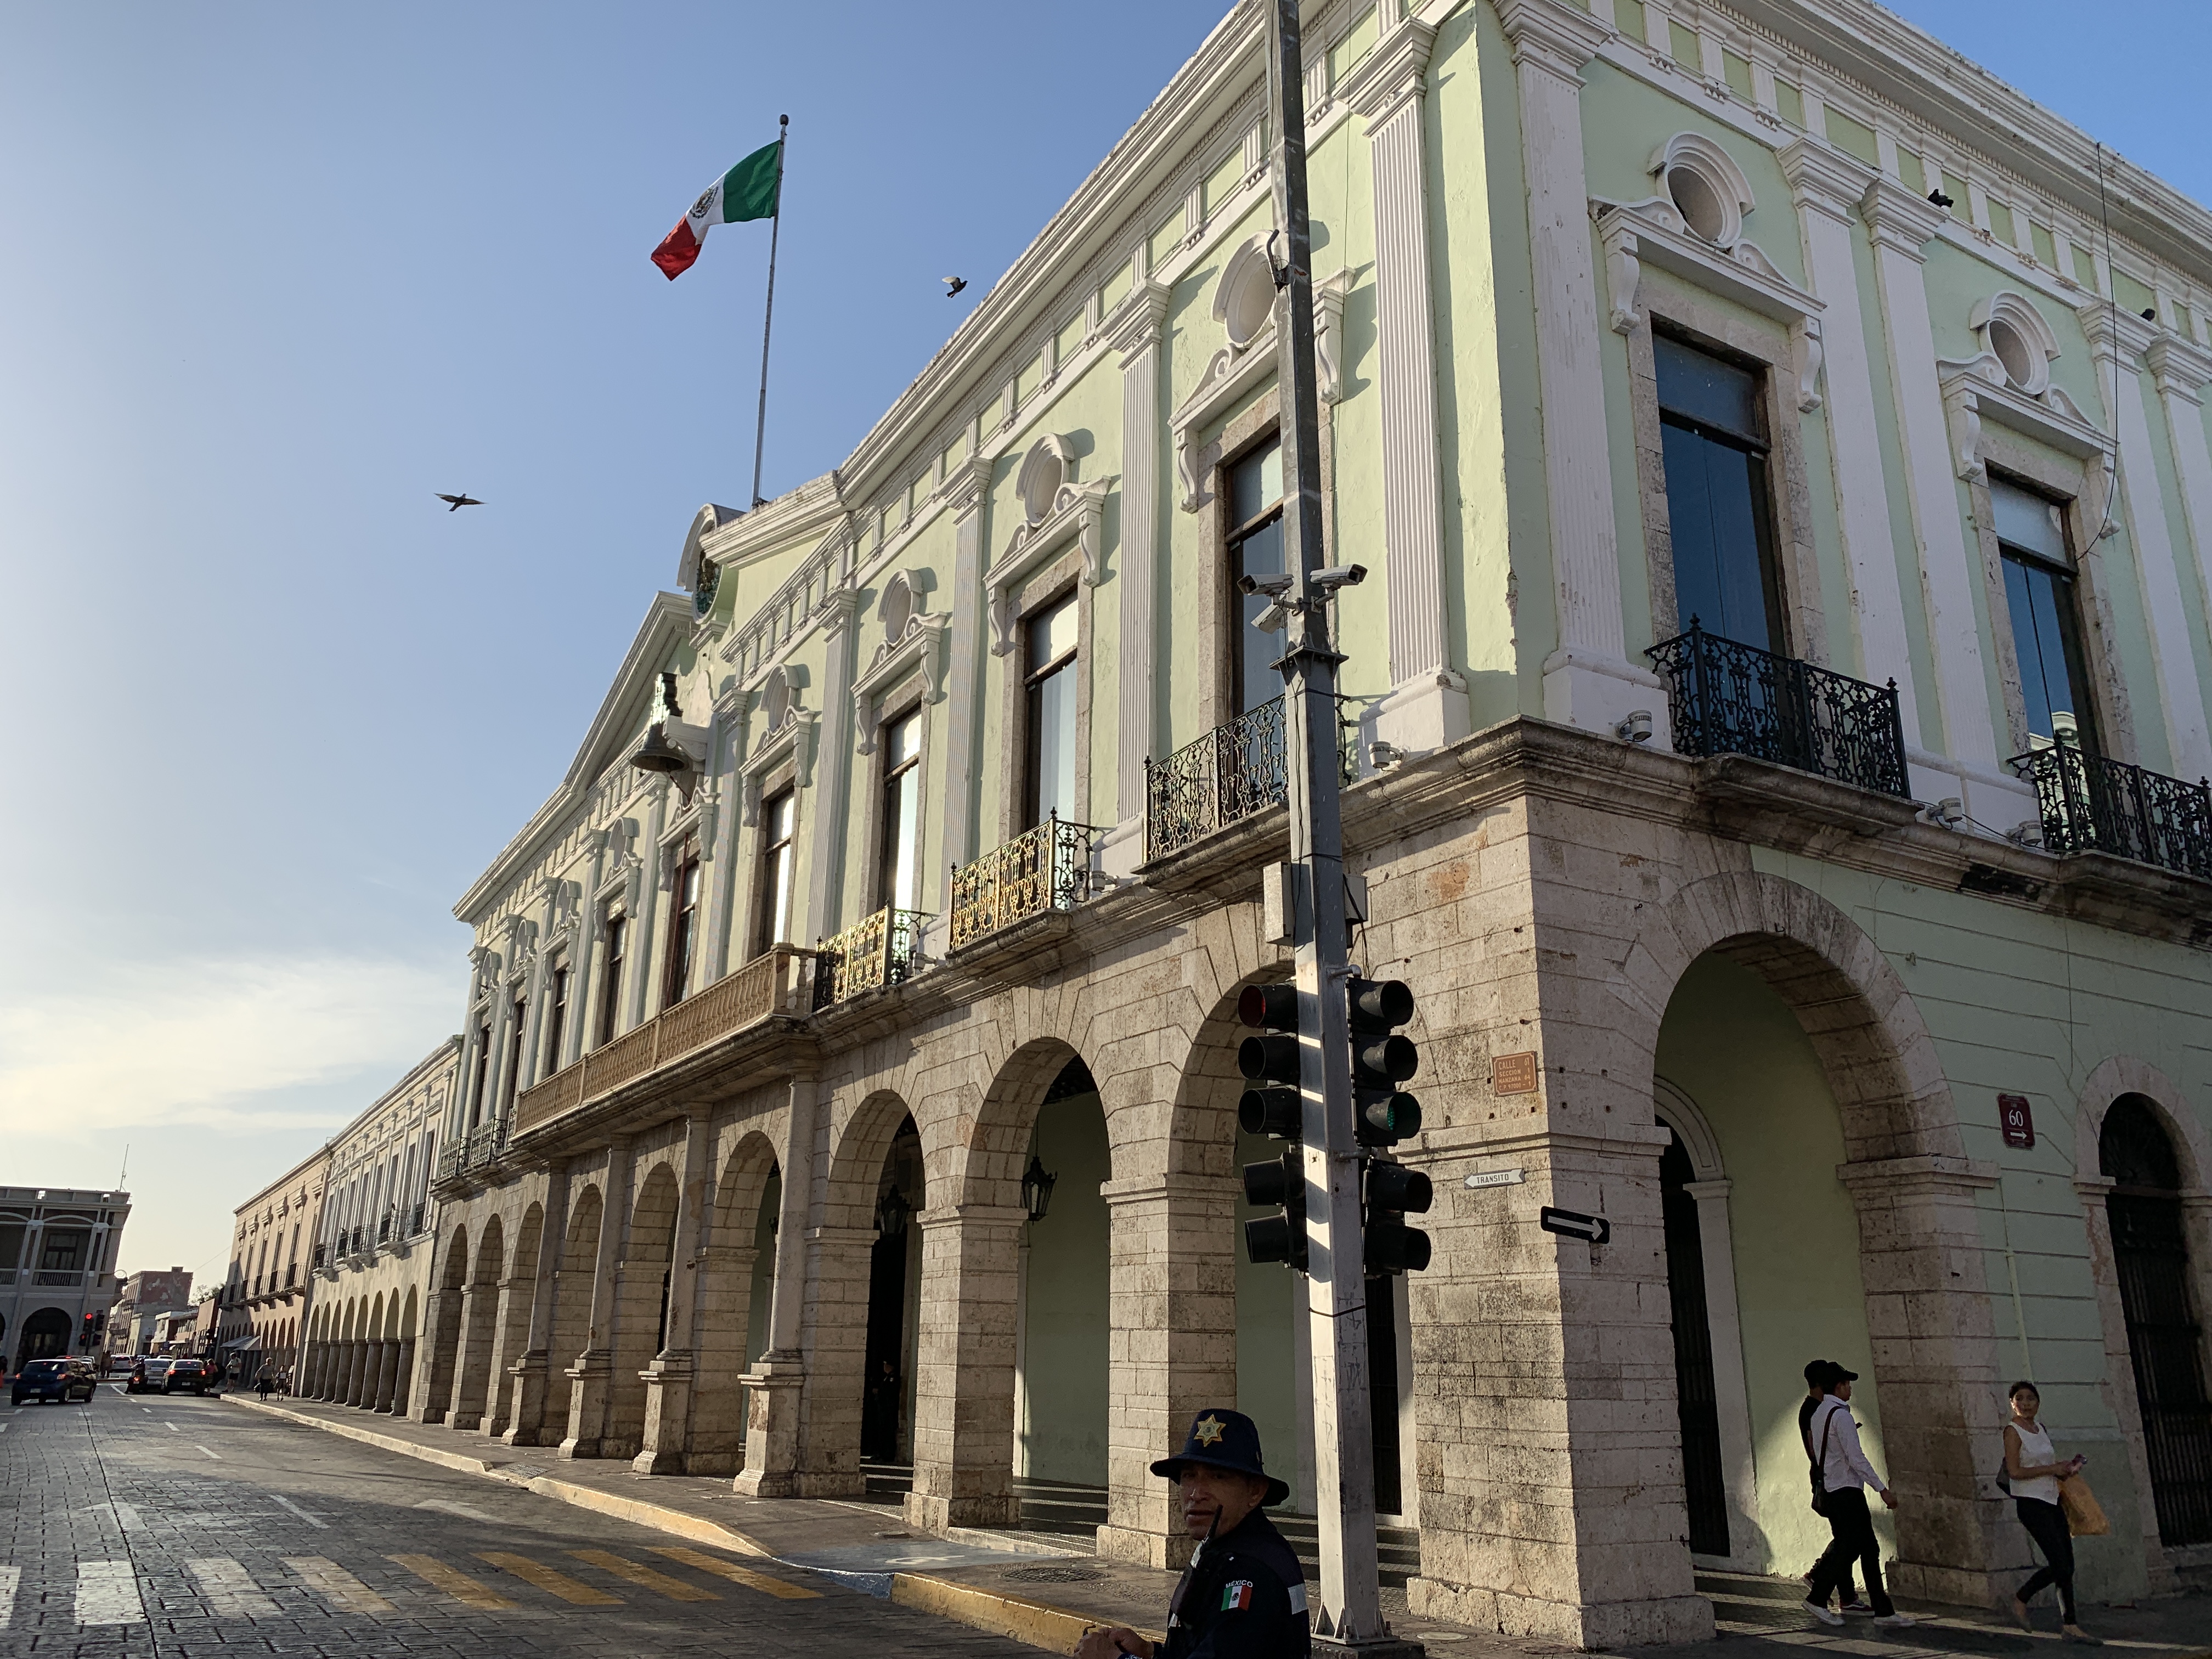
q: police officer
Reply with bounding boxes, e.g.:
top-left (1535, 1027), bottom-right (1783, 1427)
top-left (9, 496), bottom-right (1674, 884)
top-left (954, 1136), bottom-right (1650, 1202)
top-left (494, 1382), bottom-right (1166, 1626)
top-left (1073, 1408), bottom-right (1308, 1658)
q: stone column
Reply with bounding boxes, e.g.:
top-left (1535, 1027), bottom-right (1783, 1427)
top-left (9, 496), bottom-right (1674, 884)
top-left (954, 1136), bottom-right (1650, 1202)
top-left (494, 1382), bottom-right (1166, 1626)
top-left (374, 1339), bottom-right (401, 1413)
top-left (1863, 180), bottom-right (1997, 769)
top-left (2090, 317), bottom-right (2212, 778)
top-left (503, 1170), bottom-right (567, 1447)
top-left (1109, 283), bottom-right (1171, 839)
top-left (904, 1203), bottom-right (1025, 1531)
top-left (1779, 143), bottom-right (1920, 726)
top-left (561, 1141), bottom-right (631, 1460)
top-left (1342, 14), bottom-right (1468, 752)
top-left (391, 1338), bottom-right (416, 1417)
top-left (637, 1110), bottom-right (712, 1474)
top-left (1837, 1154), bottom-right (2009, 1607)
top-left (939, 461), bottom-right (991, 873)
top-left (479, 1276), bottom-right (529, 1438)
top-left (790, 1225), bottom-right (873, 1495)
top-left (736, 1078), bottom-right (820, 1496)
top-left (1096, 1175), bottom-right (1239, 1570)
top-left (347, 1340), bottom-right (375, 1408)
top-left (802, 592), bottom-right (862, 939)
top-left (1493, 0), bottom-right (1654, 736)
top-left (450, 1285), bottom-right (497, 1431)
top-left (1683, 1177), bottom-right (1759, 1560)
top-left (687, 1242), bottom-right (760, 1476)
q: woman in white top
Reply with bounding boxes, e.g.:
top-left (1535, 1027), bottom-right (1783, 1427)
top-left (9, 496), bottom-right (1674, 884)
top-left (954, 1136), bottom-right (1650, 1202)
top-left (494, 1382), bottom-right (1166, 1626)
top-left (2004, 1381), bottom-right (2095, 1642)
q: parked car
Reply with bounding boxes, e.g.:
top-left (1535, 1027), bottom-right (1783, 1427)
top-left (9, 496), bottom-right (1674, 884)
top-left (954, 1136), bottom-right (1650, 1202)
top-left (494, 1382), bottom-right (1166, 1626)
top-left (13, 1358), bottom-right (98, 1406)
top-left (163, 1358), bottom-right (213, 1396)
top-left (126, 1358), bottom-right (173, 1395)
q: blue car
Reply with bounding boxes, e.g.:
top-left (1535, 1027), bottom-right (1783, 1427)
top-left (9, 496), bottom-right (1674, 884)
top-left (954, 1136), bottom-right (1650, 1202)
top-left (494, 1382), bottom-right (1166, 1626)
top-left (12, 1357), bottom-right (98, 1406)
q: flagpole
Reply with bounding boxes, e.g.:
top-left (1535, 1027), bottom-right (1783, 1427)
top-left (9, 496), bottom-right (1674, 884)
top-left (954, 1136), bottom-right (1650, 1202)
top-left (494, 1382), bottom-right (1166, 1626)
top-left (749, 114), bottom-right (788, 509)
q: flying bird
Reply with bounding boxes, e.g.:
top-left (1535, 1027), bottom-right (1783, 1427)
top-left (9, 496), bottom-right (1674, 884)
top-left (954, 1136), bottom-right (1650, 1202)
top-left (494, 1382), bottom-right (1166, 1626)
top-left (943, 276), bottom-right (967, 298)
top-left (436, 492), bottom-right (483, 512)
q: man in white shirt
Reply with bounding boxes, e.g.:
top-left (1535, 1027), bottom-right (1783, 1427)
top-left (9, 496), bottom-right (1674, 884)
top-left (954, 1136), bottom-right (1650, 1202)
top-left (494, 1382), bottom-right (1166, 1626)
top-left (1803, 1361), bottom-right (1916, 1628)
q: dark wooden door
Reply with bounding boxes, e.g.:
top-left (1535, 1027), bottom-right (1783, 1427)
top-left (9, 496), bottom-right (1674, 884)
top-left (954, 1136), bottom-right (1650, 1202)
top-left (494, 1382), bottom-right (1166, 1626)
top-left (1661, 1131), bottom-right (1731, 1556)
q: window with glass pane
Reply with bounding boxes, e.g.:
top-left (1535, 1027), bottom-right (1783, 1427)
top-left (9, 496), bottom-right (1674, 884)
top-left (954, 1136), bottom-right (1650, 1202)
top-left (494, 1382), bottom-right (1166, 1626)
top-left (1655, 334), bottom-right (1783, 650)
top-left (1025, 594), bottom-right (1079, 827)
top-left (543, 964), bottom-right (569, 1076)
top-left (1993, 477), bottom-right (2095, 751)
top-left (878, 708), bottom-right (923, 912)
top-left (595, 914), bottom-right (625, 1047)
top-left (1228, 436), bottom-right (1286, 714)
top-left (754, 789), bottom-right (797, 957)
top-left (501, 997), bottom-right (527, 1109)
top-left (662, 836), bottom-right (702, 1008)
top-left (467, 1014), bottom-right (493, 1121)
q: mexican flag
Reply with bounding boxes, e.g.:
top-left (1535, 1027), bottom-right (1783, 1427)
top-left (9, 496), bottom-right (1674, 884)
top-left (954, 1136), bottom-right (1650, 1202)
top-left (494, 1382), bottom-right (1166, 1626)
top-left (651, 138), bottom-right (782, 280)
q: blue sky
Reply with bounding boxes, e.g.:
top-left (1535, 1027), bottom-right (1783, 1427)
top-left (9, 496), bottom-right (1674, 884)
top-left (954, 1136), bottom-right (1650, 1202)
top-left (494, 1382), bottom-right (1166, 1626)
top-left (2, 1), bottom-right (2205, 1284)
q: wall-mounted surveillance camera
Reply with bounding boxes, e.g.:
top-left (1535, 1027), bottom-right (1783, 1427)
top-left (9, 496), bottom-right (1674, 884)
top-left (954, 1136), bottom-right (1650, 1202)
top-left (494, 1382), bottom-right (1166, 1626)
top-left (1238, 572), bottom-right (1293, 598)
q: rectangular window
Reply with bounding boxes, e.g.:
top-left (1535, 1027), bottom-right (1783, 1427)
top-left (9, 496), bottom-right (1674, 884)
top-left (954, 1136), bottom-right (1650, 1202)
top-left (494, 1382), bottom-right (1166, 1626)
top-left (1023, 595), bottom-right (1080, 827)
top-left (466, 1016), bottom-right (492, 1126)
top-left (1228, 436), bottom-right (1287, 715)
top-left (500, 998), bottom-right (527, 1111)
top-left (41, 1229), bottom-right (87, 1271)
top-left (1993, 476), bottom-right (2097, 751)
top-left (595, 913), bottom-right (626, 1047)
top-left (542, 964), bottom-right (570, 1075)
top-left (662, 836), bottom-right (702, 1009)
top-left (754, 789), bottom-right (798, 957)
top-left (1655, 333), bottom-right (1784, 651)
top-left (878, 708), bottom-right (924, 913)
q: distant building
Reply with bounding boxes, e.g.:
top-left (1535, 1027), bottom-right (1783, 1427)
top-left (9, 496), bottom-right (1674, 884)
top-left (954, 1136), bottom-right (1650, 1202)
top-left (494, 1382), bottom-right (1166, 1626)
top-left (1, 1186), bottom-right (129, 1371)
top-left (112, 1267), bottom-right (194, 1354)
top-left (218, 1146), bottom-right (332, 1384)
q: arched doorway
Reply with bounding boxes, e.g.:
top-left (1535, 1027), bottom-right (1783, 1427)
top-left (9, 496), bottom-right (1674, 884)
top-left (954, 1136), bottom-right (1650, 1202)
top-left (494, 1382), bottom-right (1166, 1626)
top-left (1016, 1059), bottom-right (1111, 1494)
top-left (862, 1117), bottom-right (922, 1465)
top-left (609, 1164), bottom-right (681, 1457)
top-left (18, 1306), bottom-right (70, 1367)
top-left (549, 1186), bottom-right (603, 1437)
top-left (2100, 1096), bottom-right (2212, 1547)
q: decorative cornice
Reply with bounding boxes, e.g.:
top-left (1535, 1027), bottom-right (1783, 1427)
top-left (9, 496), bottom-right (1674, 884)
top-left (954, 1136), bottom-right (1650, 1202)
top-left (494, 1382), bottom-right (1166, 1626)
top-left (1340, 16), bottom-right (1438, 130)
top-left (1490, 0), bottom-right (1613, 83)
top-left (1778, 137), bottom-right (1876, 222)
top-left (984, 478), bottom-right (1115, 654)
top-left (2079, 301), bottom-right (2159, 363)
top-left (1935, 354), bottom-right (2111, 489)
top-left (851, 612), bottom-right (953, 750)
top-left (2146, 336), bottom-right (2212, 402)
top-left (1104, 280), bottom-right (1173, 360)
top-left (1859, 178), bottom-right (1947, 258)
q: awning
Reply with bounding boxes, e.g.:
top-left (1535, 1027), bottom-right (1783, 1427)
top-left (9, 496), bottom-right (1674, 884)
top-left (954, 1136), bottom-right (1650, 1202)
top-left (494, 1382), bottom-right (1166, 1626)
top-left (221, 1335), bottom-right (261, 1350)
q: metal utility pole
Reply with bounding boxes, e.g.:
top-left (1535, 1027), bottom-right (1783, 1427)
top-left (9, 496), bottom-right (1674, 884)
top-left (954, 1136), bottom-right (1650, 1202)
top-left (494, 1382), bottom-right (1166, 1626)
top-left (1262, 3), bottom-right (1405, 1650)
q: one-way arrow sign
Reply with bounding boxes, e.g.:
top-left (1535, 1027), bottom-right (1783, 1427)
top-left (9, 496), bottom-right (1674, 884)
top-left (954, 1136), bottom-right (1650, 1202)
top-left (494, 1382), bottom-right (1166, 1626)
top-left (1539, 1206), bottom-right (1610, 1246)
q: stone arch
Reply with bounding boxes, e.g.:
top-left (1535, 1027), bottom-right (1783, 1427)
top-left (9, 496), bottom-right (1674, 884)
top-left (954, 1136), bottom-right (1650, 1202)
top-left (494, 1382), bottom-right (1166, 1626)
top-left (421, 1223), bottom-right (469, 1421)
top-left (1617, 869), bottom-right (2003, 1602)
top-left (957, 1036), bottom-right (1091, 1208)
top-left (548, 1183), bottom-right (604, 1437)
top-left (2072, 1057), bottom-right (2212, 1585)
top-left (452, 1212), bottom-right (506, 1429)
top-left (608, 1163), bottom-right (682, 1456)
top-left (483, 1204), bottom-right (541, 1437)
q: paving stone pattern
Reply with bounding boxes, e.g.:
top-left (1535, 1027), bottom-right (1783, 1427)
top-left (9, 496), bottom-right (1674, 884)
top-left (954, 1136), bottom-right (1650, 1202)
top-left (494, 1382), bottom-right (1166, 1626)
top-left (0, 1389), bottom-right (1031, 1657)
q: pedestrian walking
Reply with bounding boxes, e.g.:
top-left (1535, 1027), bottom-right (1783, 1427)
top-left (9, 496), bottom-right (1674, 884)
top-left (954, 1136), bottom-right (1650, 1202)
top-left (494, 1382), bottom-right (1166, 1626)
top-left (2004, 1381), bottom-right (2098, 1643)
top-left (1802, 1361), bottom-right (1916, 1629)
top-left (257, 1372), bottom-right (274, 1399)
top-left (1798, 1361), bottom-right (1866, 1615)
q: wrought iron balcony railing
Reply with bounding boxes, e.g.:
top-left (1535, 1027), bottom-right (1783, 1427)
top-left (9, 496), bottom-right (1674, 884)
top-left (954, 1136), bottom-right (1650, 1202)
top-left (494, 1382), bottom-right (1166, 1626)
top-left (1647, 622), bottom-right (1909, 798)
top-left (1146, 695), bottom-right (1355, 862)
top-left (949, 814), bottom-right (1096, 951)
top-left (814, 906), bottom-right (930, 1010)
top-left (2012, 742), bottom-right (2212, 880)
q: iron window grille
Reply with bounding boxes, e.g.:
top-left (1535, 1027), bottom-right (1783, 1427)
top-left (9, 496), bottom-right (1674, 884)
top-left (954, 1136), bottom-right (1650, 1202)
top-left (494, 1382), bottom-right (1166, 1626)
top-left (2011, 743), bottom-right (2212, 881)
top-left (814, 906), bottom-right (931, 1010)
top-left (1145, 695), bottom-right (1357, 862)
top-left (1647, 621), bottom-right (1909, 798)
top-left (949, 814), bottom-right (1096, 951)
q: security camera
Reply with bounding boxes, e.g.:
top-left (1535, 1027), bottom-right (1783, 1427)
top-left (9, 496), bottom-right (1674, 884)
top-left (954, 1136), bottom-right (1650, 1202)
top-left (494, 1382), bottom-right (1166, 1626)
top-left (1238, 573), bottom-right (1293, 599)
top-left (1310, 563), bottom-right (1368, 592)
top-left (1616, 709), bottom-right (1654, 743)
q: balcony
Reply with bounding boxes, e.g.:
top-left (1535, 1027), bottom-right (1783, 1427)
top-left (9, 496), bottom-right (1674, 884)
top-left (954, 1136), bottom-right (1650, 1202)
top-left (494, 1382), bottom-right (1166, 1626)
top-left (434, 1122), bottom-right (506, 1185)
top-left (2012, 743), bottom-right (2212, 881)
top-left (1146, 695), bottom-right (1355, 862)
top-left (1647, 623), bottom-right (1909, 798)
top-left (814, 907), bottom-right (929, 1010)
top-left (511, 943), bottom-right (809, 1138)
top-left (949, 815), bottom-right (1095, 951)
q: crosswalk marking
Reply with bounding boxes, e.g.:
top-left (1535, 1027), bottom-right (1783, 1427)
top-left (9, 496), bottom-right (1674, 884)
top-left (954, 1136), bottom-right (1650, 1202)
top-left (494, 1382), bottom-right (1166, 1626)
top-left (75, 1561), bottom-right (144, 1626)
top-left (477, 1552), bottom-right (622, 1606)
top-left (267, 1492), bottom-right (329, 1530)
top-left (567, 1548), bottom-right (719, 1602)
top-left (650, 1547), bottom-right (821, 1601)
top-left (195, 1443), bottom-right (223, 1459)
top-left (188, 1558), bottom-right (276, 1617)
top-left (390, 1554), bottom-right (516, 1610)
top-left (284, 1556), bottom-right (394, 1615)
top-left (165, 1423), bottom-right (179, 1432)
top-left (0, 1565), bottom-right (18, 1628)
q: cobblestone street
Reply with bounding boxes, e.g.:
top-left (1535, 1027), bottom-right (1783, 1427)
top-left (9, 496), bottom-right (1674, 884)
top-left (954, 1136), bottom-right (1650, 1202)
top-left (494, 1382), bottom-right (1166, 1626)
top-left (0, 1387), bottom-right (1030, 1657)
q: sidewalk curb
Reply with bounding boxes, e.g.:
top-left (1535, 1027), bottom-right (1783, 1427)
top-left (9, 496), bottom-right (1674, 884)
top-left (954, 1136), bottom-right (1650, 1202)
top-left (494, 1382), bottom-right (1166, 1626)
top-left (224, 1396), bottom-right (1130, 1651)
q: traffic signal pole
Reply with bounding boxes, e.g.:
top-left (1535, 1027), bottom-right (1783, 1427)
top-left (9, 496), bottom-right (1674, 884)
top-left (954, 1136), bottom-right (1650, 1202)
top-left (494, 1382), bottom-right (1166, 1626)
top-left (1261, 3), bottom-right (1395, 1646)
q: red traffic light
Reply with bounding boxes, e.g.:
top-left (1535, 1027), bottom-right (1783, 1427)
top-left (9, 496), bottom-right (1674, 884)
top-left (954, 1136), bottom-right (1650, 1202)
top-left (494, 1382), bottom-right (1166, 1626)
top-left (1237, 983), bottom-right (1299, 1030)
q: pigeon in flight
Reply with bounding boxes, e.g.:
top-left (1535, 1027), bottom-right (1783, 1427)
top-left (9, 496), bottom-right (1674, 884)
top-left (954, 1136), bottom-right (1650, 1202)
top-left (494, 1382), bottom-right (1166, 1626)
top-left (436, 492), bottom-right (483, 512)
top-left (943, 276), bottom-right (967, 298)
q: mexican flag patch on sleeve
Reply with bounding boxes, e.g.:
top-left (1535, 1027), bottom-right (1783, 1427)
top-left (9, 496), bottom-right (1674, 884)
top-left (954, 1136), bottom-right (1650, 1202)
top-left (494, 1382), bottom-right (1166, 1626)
top-left (1222, 1581), bottom-right (1255, 1612)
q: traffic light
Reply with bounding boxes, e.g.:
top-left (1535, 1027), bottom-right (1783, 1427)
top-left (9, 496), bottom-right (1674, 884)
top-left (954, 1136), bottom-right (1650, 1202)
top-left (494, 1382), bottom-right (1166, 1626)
top-left (1364, 1159), bottom-right (1434, 1273)
top-left (1346, 977), bottom-right (1421, 1146)
top-left (1237, 984), bottom-right (1307, 1269)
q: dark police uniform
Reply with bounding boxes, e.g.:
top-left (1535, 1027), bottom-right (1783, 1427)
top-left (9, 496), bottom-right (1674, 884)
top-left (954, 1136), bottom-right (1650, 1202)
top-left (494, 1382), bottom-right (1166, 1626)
top-left (1149, 1409), bottom-right (1311, 1659)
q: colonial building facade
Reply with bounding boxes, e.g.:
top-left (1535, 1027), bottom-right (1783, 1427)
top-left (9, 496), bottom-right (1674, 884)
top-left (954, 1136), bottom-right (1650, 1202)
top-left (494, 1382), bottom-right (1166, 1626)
top-left (295, 1040), bottom-right (459, 1411)
top-left (417, 0), bottom-right (2212, 1643)
top-left (219, 1147), bottom-right (331, 1383)
top-left (1, 1187), bottom-right (129, 1371)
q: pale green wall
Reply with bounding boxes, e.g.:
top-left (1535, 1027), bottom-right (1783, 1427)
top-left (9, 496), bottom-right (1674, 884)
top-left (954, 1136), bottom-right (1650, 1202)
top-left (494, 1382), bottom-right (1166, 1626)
top-left (1019, 1091), bottom-right (1111, 1484)
top-left (1655, 953), bottom-right (1894, 1576)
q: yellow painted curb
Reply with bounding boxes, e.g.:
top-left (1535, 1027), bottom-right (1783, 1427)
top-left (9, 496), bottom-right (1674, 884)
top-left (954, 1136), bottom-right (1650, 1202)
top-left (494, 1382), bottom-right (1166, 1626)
top-left (891, 1574), bottom-right (1164, 1656)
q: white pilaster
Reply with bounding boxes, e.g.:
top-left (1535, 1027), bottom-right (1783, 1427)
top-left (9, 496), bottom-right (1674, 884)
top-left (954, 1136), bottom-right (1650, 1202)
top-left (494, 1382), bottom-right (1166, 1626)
top-left (1109, 285), bottom-right (1171, 822)
top-left (940, 463), bottom-right (991, 873)
top-left (802, 589), bottom-right (863, 939)
top-left (1863, 179), bottom-right (1997, 768)
top-left (1779, 143), bottom-right (1920, 733)
top-left (2149, 343), bottom-right (2212, 758)
top-left (1342, 16), bottom-right (1469, 752)
top-left (1493, 0), bottom-right (1654, 736)
top-left (2093, 318), bottom-right (2212, 778)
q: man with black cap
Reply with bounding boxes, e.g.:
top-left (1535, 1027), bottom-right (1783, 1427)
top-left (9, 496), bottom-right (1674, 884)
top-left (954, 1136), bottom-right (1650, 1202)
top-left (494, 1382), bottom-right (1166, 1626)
top-left (1803, 1361), bottom-right (1915, 1629)
top-left (1073, 1408), bottom-right (1308, 1658)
